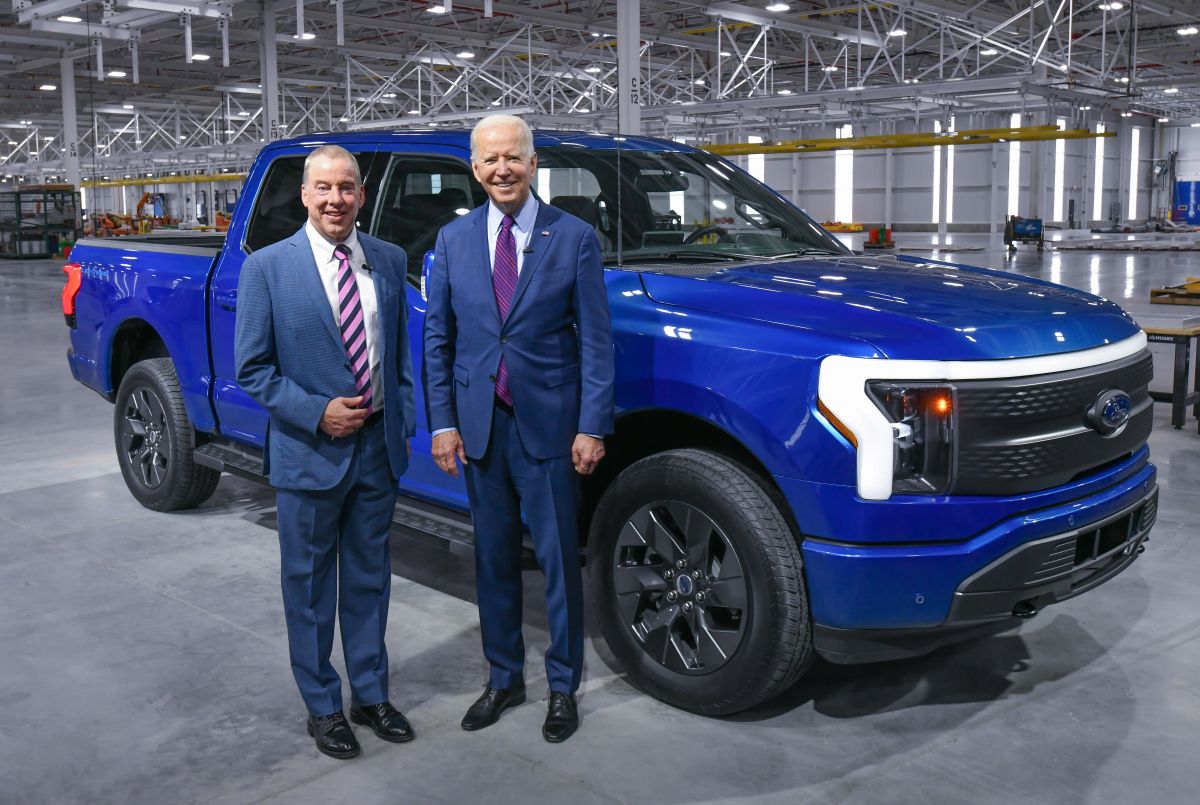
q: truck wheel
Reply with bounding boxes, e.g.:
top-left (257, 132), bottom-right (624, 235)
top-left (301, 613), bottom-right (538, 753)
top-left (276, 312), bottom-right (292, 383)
top-left (114, 358), bottom-right (220, 511)
top-left (587, 449), bottom-right (812, 715)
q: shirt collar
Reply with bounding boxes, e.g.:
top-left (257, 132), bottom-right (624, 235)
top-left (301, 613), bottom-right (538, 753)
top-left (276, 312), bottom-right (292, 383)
top-left (305, 219), bottom-right (361, 263)
top-left (487, 194), bottom-right (538, 235)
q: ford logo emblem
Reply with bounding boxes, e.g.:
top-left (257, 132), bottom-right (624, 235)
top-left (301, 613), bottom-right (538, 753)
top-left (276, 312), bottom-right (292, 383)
top-left (1088, 389), bottom-right (1132, 435)
top-left (676, 574), bottom-right (694, 597)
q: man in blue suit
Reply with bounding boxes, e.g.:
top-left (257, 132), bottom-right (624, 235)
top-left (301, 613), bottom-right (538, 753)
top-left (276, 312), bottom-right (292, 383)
top-left (236, 144), bottom-right (416, 759)
top-left (424, 115), bottom-right (615, 743)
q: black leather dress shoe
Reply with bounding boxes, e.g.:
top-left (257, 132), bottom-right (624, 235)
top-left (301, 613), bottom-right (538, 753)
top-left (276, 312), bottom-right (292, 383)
top-left (542, 692), bottom-right (579, 743)
top-left (350, 701), bottom-right (415, 743)
top-left (461, 683), bottom-right (527, 731)
top-left (306, 711), bottom-right (360, 759)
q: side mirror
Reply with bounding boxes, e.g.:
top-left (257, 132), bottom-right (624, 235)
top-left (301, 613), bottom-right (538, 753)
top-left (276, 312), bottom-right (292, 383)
top-left (420, 249), bottom-right (435, 302)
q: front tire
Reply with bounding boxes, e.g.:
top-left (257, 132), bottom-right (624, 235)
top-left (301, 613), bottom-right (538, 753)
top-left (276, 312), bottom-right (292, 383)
top-left (588, 449), bottom-right (812, 715)
top-left (114, 358), bottom-right (220, 511)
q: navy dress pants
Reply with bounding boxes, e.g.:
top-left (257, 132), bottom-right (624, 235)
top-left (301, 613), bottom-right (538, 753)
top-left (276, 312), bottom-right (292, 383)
top-left (275, 417), bottom-right (397, 716)
top-left (465, 404), bottom-right (584, 694)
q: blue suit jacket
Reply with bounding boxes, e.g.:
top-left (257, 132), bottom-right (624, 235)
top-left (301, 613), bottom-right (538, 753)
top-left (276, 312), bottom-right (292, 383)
top-left (235, 226), bottom-right (416, 490)
top-left (424, 202), bottom-right (614, 460)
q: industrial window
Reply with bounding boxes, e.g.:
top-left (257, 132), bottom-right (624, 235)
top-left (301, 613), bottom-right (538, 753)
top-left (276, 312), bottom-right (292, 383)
top-left (747, 136), bottom-right (765, 183)
top-left (1093, 123), bottom-right (1106, 220)
top-left (1053, 118), bottom-right (1066, 222)
top-left (1127, 127), bottom-right (1141, 220)
top-left (931, 118), bottom-right (956, 224)
top-left (834, 124), bottom-right (853, 223)
top-left (1008, 112), bottom-right (1021, 216)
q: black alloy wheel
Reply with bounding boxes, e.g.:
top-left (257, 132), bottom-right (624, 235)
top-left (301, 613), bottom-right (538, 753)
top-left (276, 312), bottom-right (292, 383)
top-left (114, 358), bottom-right (220, 511)
top-left (589, 449), bottom-right (813, 715)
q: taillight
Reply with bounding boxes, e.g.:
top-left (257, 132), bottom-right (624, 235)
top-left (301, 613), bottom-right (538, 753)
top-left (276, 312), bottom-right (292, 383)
top-left (61, 262), bottom-right (82, 328)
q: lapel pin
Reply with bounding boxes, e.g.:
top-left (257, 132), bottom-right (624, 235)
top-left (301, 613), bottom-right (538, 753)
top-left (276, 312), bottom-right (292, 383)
top-left (541, 230), bottom-right (550, 236)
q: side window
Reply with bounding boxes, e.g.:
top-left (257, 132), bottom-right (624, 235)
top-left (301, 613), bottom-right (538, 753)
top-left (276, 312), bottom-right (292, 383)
top-left (372, 155), bottom-right (486, 279)
top-left (243, 151), bottom-right (376, 253)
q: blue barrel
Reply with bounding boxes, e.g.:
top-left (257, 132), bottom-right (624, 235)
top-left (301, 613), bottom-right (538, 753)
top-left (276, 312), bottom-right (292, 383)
top-left (1175, 181), bottom-right (1200, 224)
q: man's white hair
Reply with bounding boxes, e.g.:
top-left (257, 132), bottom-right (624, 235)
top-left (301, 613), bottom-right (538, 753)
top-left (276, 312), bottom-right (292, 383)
top-left (470, 114), bottom-right (535, 161)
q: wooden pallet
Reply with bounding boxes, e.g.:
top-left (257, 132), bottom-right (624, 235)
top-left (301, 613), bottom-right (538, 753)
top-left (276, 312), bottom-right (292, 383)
top-left (1151, 278), bottom-right (1200, 305)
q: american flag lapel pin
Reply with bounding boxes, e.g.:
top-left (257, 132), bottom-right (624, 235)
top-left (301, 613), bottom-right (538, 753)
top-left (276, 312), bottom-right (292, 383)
top-left (541, 230), bottom-right (550, 236)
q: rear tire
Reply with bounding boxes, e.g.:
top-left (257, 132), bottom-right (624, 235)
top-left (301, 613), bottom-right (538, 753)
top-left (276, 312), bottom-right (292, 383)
top-left (114, 357), bottom-right (220, 511)
top-left (587, 449), bottom-right (812, 715)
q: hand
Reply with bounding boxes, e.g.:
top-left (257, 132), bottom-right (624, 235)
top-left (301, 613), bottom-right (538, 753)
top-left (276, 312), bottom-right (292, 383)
top-left (572, 434), bottom-right (605, 475)
top-left (432, 430), bottom-right (467, 477)
top-left (319, 396), bottom-right (369, 438)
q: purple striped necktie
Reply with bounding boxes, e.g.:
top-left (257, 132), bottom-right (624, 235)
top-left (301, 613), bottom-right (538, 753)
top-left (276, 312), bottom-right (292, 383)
top-left (493, 215), bottom-right (517, 406)
top-left (334, 243), bottom-right (373, 413)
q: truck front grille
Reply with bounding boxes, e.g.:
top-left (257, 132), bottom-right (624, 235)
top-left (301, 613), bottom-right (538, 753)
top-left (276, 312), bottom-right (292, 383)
top-left (950, 350), bottom-right (1153, 496)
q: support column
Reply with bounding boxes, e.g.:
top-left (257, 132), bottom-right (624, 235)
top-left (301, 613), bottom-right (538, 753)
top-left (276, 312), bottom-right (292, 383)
top-left (988, 142), bottom-right (1000, 239)
top-left (60, 56), bottom-right (81, 190)
top-left (791, 152), bottom-right (800, 206)
top-left (884, 147), bottom-right (894, 233)
top-left (259, 2), bottom-right (280, 140)
top-left (617, 0), bottom-right (641, 134)
top-left (937, 139), bottom-right (949, 244)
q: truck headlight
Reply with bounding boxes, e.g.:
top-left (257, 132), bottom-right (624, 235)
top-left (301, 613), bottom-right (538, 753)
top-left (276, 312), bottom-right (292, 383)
top-left (866, 382), bottom-right (956, 494)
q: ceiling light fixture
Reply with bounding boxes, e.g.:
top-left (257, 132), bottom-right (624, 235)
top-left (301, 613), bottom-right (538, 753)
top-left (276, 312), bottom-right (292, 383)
top-left (980, 47), bottom-right (998, 56)
top-left (1120, 111), bottom-right (1133, 117)
top-left (123, 103), bottom-right (134, 109)
top-left (1099, 2), bottom-right (1123, 10)
top-left (427, 3), bottom-right (448, 13)
top-left (192, 53), bottom-right (210, 61)
top-left (407, 109), bottom-right (422, 115)
top-left (585, 65), bottom-right (601, 73)
top-left (765, 3), bottom-right (790, 12)
top-left (1079, 105), bottom-right (1092, 110)
top-left (39, 84), bottom-right (57, 91)
top-left (108, 70), bottom-right (126, 78)
top-left (778, 88), bottom-right (793, 95)
top-left (889, 29), bottom-right (906, 37)
top-left (457, 50), bottom-right (475, 58)
top-left (1158, 117), bottom-right (1169, 122)
top-left (1164, 87), bottom-right (1179, 94)
top-left (1178, 26), bottom-right (1199, 36)
top-left (822, 65), bottom-right (839, 72)
top-left (694, 78), bottom-right (706, 86)
top-left (57, 15), bottom-right (82, 23)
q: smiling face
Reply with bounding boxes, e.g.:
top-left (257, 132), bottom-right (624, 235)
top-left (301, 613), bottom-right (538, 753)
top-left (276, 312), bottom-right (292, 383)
top-left (471, 122), bottom-right (537, 216)
top-left (300, 154), bottom-right (364, 242)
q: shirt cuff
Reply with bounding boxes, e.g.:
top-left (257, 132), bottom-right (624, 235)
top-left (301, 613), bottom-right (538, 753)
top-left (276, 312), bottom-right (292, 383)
top-left (432, 427), bottom-right (458, 437)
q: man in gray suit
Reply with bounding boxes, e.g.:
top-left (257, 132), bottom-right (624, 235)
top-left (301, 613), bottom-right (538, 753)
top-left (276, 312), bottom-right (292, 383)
top-left (236, 144), bottom-right (416, 759)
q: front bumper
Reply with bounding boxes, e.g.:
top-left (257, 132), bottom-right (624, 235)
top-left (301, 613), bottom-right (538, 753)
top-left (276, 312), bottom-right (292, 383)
top-left (801, 463), bottom-right (1157, 664)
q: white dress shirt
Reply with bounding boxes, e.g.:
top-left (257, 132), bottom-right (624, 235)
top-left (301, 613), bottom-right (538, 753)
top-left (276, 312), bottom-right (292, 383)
top-left (487, 195), bottom-right (538, 275)
top-left (304, 220), bottom-right (384, 411)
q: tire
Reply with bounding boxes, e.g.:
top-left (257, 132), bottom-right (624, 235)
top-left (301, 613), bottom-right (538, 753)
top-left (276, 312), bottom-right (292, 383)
top-left (587, 449), bottom-right (812, 715)
top-left (114, 357), bottom-right (220, 511)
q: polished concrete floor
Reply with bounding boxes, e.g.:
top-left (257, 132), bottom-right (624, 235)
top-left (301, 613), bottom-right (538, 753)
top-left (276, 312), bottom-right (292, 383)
top-left (1, 239), bottom-right (1198, 804)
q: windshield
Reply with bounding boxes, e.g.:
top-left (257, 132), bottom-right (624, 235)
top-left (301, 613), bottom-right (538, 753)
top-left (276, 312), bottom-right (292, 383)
top-left (534, 146), bottom-right (849, 266)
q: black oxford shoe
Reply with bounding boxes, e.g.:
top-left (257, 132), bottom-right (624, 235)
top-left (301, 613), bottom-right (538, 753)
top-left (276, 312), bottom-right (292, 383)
top-left (542, 692), bottom-right (578, 743)
top-left (306, 711), bottom-right (360, 759)
top-left (350, 701), bottom-right (415, 743)
top-left (461, 683), bottom-right (527, 731)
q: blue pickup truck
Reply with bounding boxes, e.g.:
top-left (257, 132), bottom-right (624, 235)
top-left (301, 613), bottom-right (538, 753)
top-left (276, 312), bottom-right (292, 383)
top-left (62, 130), bottom-right (1157, 715)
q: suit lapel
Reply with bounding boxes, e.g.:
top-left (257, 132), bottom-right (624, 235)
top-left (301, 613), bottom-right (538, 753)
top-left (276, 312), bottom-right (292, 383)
top-left (472, 207), bottom-right (503, 326)
top-left (504, 202), bottom-right (556, 325)
top-left (292, 227), bottom-right (343, 348)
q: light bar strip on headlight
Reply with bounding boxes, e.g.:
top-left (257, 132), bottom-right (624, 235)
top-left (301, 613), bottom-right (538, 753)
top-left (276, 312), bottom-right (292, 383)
top-left (817, 332), bottom-right (1147, 501)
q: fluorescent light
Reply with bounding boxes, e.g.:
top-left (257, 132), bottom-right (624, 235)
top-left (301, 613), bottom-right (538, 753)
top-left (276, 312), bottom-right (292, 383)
top-left (1118, 76), bottom-right (1129, 83)
top-left (107, 70), bottom-right (126, 78)
top-left (694, 78), bottom-right (706, 86)
top-left (457, 50), bottom-right (475, 59)
top-left (1099, 2), bottom-right (1123, 9)
top-left (766, 3), bottom-right (790, 11)
top-left (490, 99), bottom-right (501, 106)
top-left (382, 92), bottom-right (397, 98)
top-left (1158, 117), bottom-right (1169, 122)
top-left (192, 53), bottom-right (210, 61)
top-left (1192, 122), bottom-right (1200, 128)
top-left (237, 110), bottom-right (250, 115)
top-left (980, 47), bottom-right (998, 56)
top-left (1164, 87), bottom-right (1180, 94)
top-left (1079, 105), bottom-right (1092, 111)
top-left (39, 84), bottom-right (57, 91)
top-left (407, 109), bottom-right (422, 115)
top-left (585, 66), bottom-right (601, 73)
top-left (888, 29), bottom-right (906, 37)
top-left (1120, 111), bottom-right (1133, 117)
top-left (292, 32), bottom-right (316, 40)
top-left (57, 15), bottom-right (82, 23)
top-left (123, 103), bottom-right (134, 109)
top-left (44, 136), bottom-right (54, 140)
top-left (822, 65), bottom-right (838, 72)
top-left (778, 88), bottom-right (792, 95)
top-left (427, 3), bottom-right (447, 12)
top-left (1178, 26), bottom-right (1199, 36)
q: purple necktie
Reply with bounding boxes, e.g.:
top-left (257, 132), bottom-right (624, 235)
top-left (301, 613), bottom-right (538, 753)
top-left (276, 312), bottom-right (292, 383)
top-left (334, 243), bottom-right (373, 412)
top-left (493, 215), bottom-right (517, 406)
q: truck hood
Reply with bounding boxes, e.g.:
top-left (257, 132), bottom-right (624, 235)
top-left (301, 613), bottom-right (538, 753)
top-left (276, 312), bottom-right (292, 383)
top-left (637, 254), bottom-right (1142, 360)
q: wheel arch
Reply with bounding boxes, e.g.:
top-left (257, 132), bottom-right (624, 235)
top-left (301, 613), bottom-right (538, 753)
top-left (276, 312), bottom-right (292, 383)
top-left (581, 408), bottom-right (802, 546)
top-left (106, 318), bottom-right (169, 397)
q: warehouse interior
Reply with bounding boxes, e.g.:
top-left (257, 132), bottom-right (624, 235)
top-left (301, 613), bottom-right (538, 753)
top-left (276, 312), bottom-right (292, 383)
top-left (2, 1), bottom-right (1200, 802)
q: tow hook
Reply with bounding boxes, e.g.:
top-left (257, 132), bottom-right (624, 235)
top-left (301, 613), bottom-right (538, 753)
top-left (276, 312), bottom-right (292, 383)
top-left (1012, 599), bottom-right (1039, 619)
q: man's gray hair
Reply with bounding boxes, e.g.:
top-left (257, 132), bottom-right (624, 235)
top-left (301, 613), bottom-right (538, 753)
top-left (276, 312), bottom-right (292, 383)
top-left (470, 114), bottom-right (534, 161)
top-left (302, 144), bottom-right (362, 186)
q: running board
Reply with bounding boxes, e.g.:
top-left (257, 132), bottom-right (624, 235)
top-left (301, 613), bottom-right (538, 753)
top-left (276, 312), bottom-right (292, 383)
top-left (194, 438), bottom-right (523, 560)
